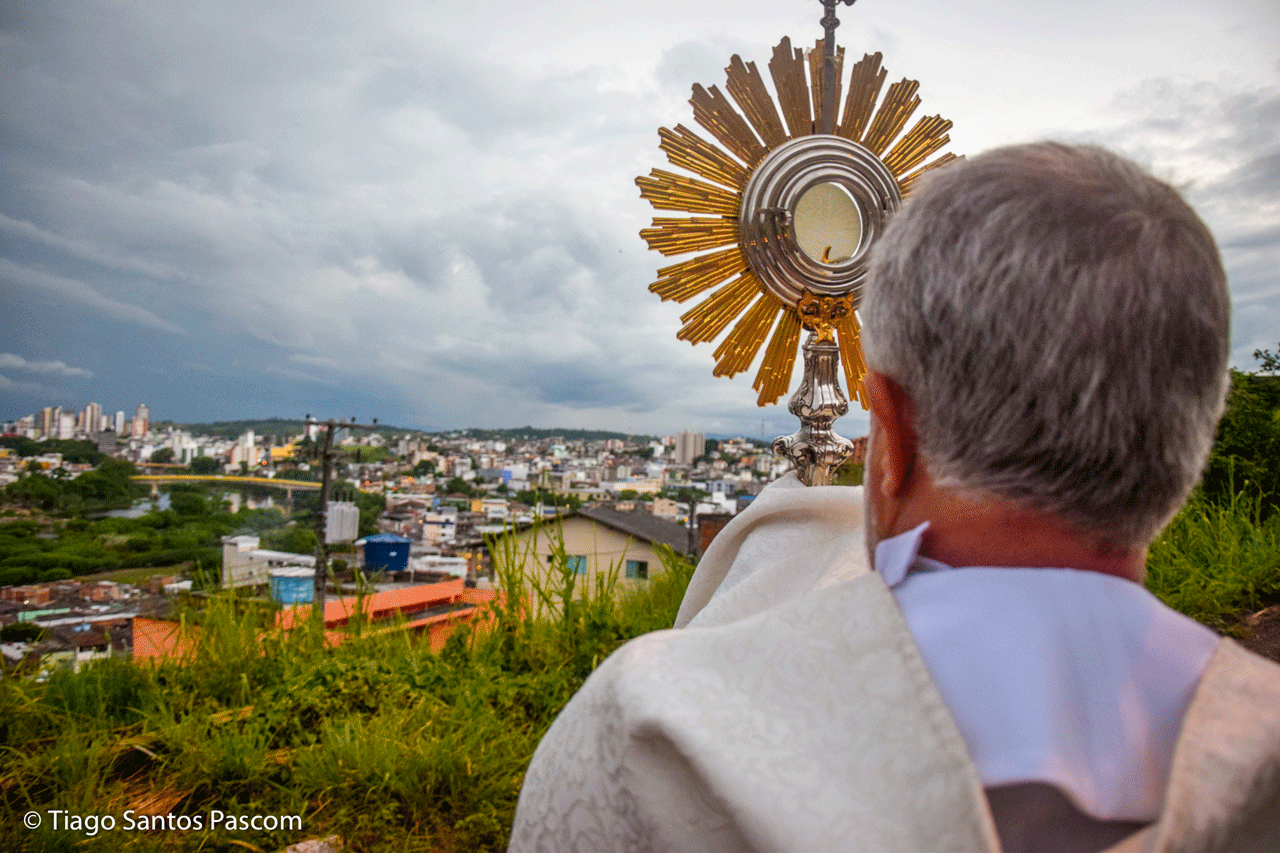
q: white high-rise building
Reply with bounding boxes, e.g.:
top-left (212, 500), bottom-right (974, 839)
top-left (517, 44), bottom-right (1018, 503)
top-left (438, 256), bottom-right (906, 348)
top-left (115, 411), bottom-right (126, 434)
top-left (229, 430), bottom-right (259, 468)
top-left (38, 407), bottom-right (59, 439)
top-left (132, 404), bottom-right (150, 437)
top-left (82, 402), bottom-right (103, 437)
top-left (674, 430), bottom-right (706, 466)
top-left (169, 430), bottom-right (200, 464)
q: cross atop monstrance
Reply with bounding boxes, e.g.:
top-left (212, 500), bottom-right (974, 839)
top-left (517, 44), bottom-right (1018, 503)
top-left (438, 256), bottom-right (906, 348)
top-left (819, 0), bottom-right (858, 134)
top-left (636, 0), bottom-right (958, 485)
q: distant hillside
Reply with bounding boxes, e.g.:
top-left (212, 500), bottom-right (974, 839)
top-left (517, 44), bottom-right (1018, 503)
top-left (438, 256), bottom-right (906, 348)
top-left (154, 420), bottom-right (654, 444)
top-left (155, 418), bottom-right (414, 441)
top-left (448, 426), bottom-right (657, 443)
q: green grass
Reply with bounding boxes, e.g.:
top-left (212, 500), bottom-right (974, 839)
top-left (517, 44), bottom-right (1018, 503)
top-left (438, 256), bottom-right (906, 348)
top-left (69, 566), bottom-right (191, 586)
top-left (1145, 488), bottom-right (1280, 634)
top-left (0, 536), bottom-right (695, 853)
top-left (3, 489), bottom-right (1277, 852)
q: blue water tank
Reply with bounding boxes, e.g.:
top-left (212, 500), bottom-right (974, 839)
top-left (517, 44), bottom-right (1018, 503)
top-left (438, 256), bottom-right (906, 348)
top-left (269, 567), bottom-right (315, 605)
top-left (357, 532), bottom-right (412, 573)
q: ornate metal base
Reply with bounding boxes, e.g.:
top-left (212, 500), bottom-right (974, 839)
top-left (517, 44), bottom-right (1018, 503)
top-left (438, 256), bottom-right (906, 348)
top-left (772, 331), bottom-right (856, 487)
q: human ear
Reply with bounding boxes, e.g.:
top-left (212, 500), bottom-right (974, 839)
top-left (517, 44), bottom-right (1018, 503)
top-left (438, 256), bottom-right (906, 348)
top-left (863, 371), bottom-right (918, 498)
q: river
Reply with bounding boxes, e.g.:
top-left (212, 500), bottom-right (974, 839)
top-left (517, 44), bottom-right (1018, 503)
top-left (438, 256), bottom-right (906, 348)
top-left (97, 490), bottom-right (280, 519)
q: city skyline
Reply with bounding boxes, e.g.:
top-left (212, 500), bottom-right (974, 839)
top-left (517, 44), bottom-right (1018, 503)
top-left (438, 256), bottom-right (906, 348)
top-left (2, 1), bottom-right (1277, 438)
top-left (4, 398), bottom-right (739, 444)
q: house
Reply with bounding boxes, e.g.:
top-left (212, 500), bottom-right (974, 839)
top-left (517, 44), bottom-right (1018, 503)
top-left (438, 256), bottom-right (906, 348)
top-left (34, 622), bottom-right (131, 673)
top-left (134, 578), bottom-right (498, 662)
top-left (507, 504), bottom-right (693, 594)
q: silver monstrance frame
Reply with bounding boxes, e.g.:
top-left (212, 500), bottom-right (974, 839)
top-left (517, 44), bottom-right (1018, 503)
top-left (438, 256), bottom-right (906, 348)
top-left (638, 0), bottom-right (957, 485)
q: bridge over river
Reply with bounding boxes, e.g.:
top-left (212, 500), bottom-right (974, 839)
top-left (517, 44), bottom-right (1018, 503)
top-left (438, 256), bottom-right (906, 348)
top-left (130, 475), bottom-right (323, 511)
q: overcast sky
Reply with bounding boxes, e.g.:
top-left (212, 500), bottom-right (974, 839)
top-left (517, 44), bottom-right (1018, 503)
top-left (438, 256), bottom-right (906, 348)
top-left (2, 0), bottom-right (1277, 441)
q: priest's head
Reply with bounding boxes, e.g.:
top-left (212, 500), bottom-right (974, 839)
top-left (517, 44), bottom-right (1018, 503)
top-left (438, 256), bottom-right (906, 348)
top-left (858, 142), bottom-right (1230, 580)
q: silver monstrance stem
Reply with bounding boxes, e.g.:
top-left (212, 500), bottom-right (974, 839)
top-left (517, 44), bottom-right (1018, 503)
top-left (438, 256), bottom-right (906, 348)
top-left (772, 330), bottom-right (856, 486)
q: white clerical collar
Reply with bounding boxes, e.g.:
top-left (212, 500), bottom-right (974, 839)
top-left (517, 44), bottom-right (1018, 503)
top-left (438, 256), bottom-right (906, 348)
top-left (871, 519), bottom-right (1219, 823)
top-left (873, 521), bottom-right (936, 587)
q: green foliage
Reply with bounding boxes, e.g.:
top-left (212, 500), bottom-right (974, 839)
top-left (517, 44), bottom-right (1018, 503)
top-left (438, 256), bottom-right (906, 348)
top-left (186, 455), bottom-right (220, 475)
top-left (0, 437), bottom-right (105, 465)
top-left (2, 481), bottom-right (1276, 852)
top-left (149, 447), bottom-right (175, 464)
top-left (0, 481), bottom-right (304, 581)
top-left (2, 473), bottom-right (61, 513)
top-left (444, 476), bottom-right (477, 497)
top-left (0, 526), bottom-right (696, 852)
top-left (833, 461), bottom-right (864, 486)
top-left (0, 567), bottom-right (34, 586)
top-left (660, 485), bottom-right (710, 504)
top-left (1254, 341), bottom-right (1280, 374)
top-left (160, 418), bottom-right (310, 441)
top-left (0, 622), bottom-right (45, 643)
top-left (340, 445), bottom-right (391, 463)
top-left (1, 458), bottom-right (141, 515)
top-left (0, 519), bottom-right (124, 579)
top-left (168, 491), bottom-right (210, 517)
top-left (260, 525), bottom-right (317, 555)
top-left (514, 487), bottom-right (581, 512)
top-left (1202, 370), bottom-right (1280, 517)
top-left (1146, 487), bottom-right (1280, 633)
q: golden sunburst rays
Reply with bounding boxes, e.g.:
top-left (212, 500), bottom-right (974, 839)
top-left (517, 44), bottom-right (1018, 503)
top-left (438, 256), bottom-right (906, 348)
top-left (638, 37), bottom-right (957, 408)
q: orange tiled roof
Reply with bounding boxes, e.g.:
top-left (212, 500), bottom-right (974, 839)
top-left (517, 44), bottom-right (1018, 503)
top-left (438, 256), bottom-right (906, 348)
top-left (277, 578), bottom-right (467, 630)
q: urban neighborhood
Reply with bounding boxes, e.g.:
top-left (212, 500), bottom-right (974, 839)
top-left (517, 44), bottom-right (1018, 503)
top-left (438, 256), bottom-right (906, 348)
top-left (0, 400), bottom-right (868, 674)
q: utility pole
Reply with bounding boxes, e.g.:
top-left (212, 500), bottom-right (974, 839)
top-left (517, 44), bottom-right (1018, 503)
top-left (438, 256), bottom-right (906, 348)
top-left (305, 415), bottom-right (379, 622)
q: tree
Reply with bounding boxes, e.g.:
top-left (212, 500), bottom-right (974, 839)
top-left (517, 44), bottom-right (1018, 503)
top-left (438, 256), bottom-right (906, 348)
top-left (0, 622), bottom-right (45, 643)
top-left (189, 456), bottom-right (220, 475)
top-left (1254, 342), bottom-right (1280, 374)
top-left (515, 487), bottom-right (581, 513)
top-left (1202, 369), bottom-right (1280, 515)
top-left (291, 435), bottom-right (316, 463)
top-left (170, 492), bottom-right (210, 517)
top-left (150, 447), bottom-right (175, 464)
top-left (262, 525), bottom-right (317, 555)
top-left (0, 437), bottom-right (103, 465)
top-left (661, 486), bottom-right (711, 554)
top-left (73, 458), bottom-right (141, 506)
top-left (445, 476), bottom-right (475, 497)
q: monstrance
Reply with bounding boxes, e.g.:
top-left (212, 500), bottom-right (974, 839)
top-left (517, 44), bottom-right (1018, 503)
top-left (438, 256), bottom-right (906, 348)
top-left (637, 0), bottom-right (958, 486)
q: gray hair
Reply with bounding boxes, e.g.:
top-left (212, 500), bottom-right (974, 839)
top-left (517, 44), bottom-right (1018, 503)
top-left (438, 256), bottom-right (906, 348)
top-left (861, 142), bottom-right (1230, 547)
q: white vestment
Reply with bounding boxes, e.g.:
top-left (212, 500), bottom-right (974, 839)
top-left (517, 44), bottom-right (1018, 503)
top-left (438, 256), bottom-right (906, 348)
top-left (509, 475), bottom-right (1280, 852)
